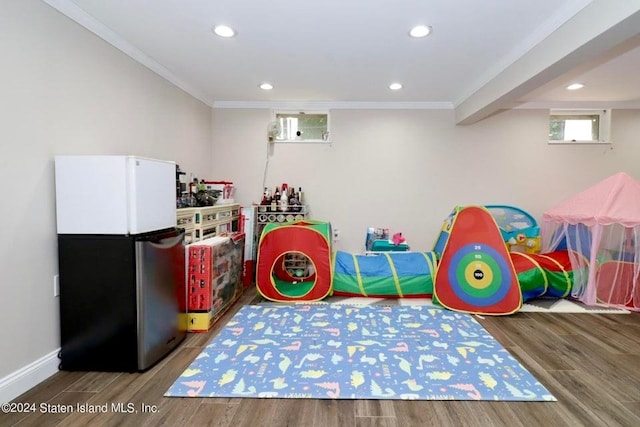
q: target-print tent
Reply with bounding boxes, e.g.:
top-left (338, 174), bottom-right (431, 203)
top-left (542, 172), bottom-right (640, 311)
top-left (256, 220), bottom-right (333, 302)
top-left (433, 205), bottom-right (522, 315)
top-left (332, 250), bottom-right (437, 298)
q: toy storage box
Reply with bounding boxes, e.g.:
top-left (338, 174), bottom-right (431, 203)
top-left (181, 233), bottom-right (245, 332)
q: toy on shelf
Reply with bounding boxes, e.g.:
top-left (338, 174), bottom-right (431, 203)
top-left (365, 227), bottom-right (409, 253)
top-left (365, 227), bottom-right (388, 251)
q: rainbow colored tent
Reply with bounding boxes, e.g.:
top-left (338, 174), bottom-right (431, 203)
top-left (433, 206), bottom-right (523, 315)
top-left (256, 220), bottom-right (333, 302)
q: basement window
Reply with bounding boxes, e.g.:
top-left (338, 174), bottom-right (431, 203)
top-left (273, 111), bottom-right (330, 143)
top-left (548, 109), bottom-right (611, 144)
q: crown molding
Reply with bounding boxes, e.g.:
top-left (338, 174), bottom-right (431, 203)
top-left (513, 101), bottom-right (640, 109)
top-left (212, 101), bottom-right (454, 110)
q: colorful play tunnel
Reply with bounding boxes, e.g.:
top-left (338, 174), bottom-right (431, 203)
top-left (333, 251), bottom-right (437, 298)
top-left (256, 207), bottom-right (588, 312)
top-left (256, 220), bottom-right (333, 302)
top-left (510, 250), bottom-right (587, 301)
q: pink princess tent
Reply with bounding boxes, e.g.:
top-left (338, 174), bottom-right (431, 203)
top-left (542, 172), bottom-right (640, 310)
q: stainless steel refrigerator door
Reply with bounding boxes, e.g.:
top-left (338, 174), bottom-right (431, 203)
top-left (135, 228), bottom-right (187, 370)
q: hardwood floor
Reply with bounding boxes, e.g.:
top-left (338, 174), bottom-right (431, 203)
top-left (4, 288), bottom-right (640, 427)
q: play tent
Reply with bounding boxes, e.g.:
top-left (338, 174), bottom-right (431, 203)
top-left (433, 206), bottom-right (523, 315)
top-left (542, 172), bottom-right (640, 310)
top-left (256, 220), bottom-right (333, 302)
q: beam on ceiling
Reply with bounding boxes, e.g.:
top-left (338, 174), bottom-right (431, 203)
top-left (454, 1), bottom-right (640, 125)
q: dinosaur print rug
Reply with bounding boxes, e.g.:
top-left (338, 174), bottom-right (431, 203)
top-left (165, 304), bottom-right (555, 401)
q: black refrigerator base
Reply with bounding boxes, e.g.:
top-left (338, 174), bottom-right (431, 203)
top-left (57, 228), bottom-right (187, 372)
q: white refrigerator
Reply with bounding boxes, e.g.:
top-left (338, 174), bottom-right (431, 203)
top-left (54, 155), bottom-right (187, 372)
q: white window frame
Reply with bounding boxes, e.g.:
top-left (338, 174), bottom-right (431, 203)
top-left (272, 110), bottom-right (331, 143)
top-left (548, 109), bottom-right (611, 145)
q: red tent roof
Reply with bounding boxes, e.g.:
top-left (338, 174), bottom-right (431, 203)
top-left (543, 172), bottom-right (640, 227)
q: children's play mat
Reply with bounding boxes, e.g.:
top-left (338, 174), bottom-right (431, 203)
top-left (166, 304), bottom-right (555, 401)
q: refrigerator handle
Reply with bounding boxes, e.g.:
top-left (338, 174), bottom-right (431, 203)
top-left (139, 229), bottom-right (185, 248)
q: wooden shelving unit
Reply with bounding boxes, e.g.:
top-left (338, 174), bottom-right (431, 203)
top-left (176, 203), bottom-right (240, 243)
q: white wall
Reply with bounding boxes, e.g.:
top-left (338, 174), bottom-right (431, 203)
top-left (0, 0), bottom-right (212, 399)
top-left (212, 108), bottom-right (640, 253)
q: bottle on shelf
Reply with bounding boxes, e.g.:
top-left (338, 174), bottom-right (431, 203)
top-left (271, 186), bottom-right (280, 212)
top-left (260, 187), bottom-right (269, 212)
top-left (189, 178), bottom-right (197, 196)
top-left (260, 187), bottom-right (268, 205)
top-left (280, 183), bottom-right (288, 212)
top-left (289, 187), bottom-right (299, 212)
top-left (298, 186), bottom-right (304, 206)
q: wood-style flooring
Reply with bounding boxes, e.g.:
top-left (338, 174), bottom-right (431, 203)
top-left (3, 288), bottom-right (640, 427)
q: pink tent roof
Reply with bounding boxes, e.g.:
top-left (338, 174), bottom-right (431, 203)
top-left (543, 172), bottom-right (640, 227)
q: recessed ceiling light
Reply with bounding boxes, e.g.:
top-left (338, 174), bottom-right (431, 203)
top-left (409, 25), bottom-right (431, 38)
top-left (389, 83), bottom-right (403, 90)
top-left (566, 83), bottom-right (584, 90)
top-left (259, 82), bottom-right (273, 90)
top-left (212, 25), bottom-right (236, 38)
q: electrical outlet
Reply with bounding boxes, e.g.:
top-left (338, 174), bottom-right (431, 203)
top-left (53, 274), bottom-right (60, 297)
top-left (333, 229), bottom-right (340, 241)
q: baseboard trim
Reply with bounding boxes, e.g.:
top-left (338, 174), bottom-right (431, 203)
top-left (0, 349), bottom-right (60, 403)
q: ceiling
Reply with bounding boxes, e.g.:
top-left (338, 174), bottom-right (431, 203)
top-left (44, 0), bottom-right (640, 124)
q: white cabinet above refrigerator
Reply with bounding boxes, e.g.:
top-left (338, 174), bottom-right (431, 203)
top-left (55, 155), bottom-right (176, 235)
